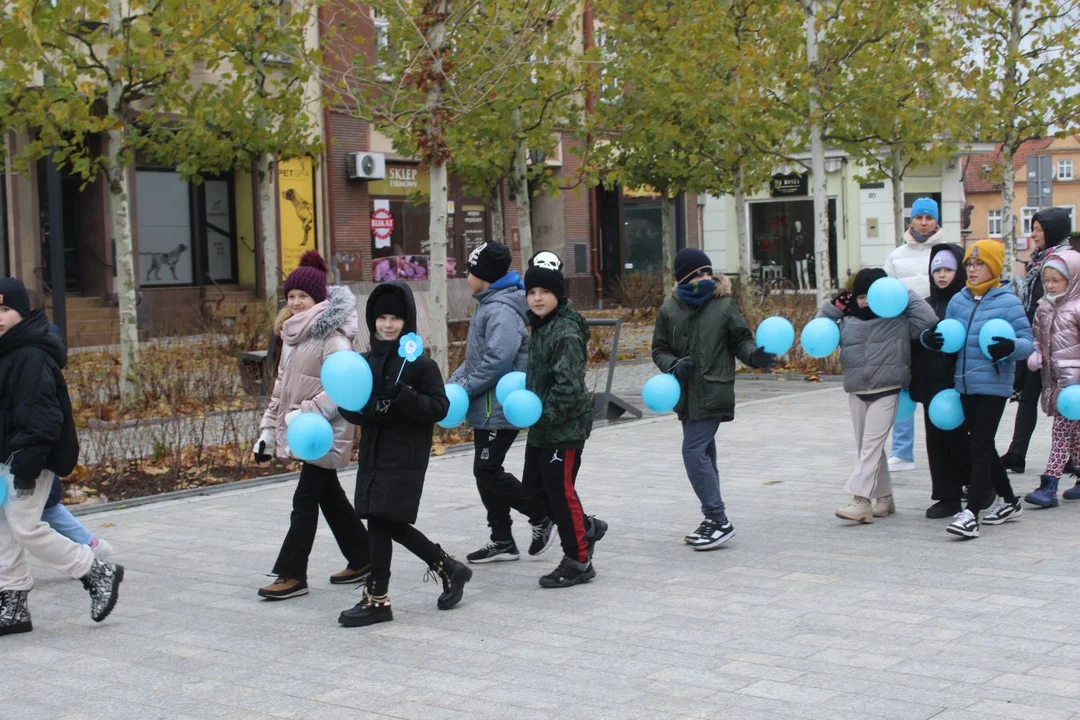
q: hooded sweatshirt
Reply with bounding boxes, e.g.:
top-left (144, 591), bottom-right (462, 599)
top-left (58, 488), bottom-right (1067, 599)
top-left (909, 244), bottom-right (967, 404)
top-left (1034, 249), bottom-right (1080, 416)
top-left (884, 227), bottom-right (949, 298)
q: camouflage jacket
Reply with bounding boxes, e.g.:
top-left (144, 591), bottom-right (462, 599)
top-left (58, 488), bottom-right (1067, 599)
top-left (525, 301), bottom-right (593, 449)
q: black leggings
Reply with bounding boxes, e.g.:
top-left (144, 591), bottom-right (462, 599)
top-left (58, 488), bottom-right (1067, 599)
top-left (368, 517), bottom-right (440, 595)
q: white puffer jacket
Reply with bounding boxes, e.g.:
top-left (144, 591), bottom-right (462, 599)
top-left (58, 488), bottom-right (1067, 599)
top-left (884, 228), bottom-right (948, 298)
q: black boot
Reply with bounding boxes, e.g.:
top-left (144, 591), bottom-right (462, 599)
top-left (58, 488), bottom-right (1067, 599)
top-left (0, 590), bottom-right (32, 636)
top-left (925, 499), bottom-right (962, 519)
top-left (80, 559), bottom-right (124, 623)
top-left (338, 580), bottom-right (392, 628)
top-left (425, 546), bottom-right (472, 610)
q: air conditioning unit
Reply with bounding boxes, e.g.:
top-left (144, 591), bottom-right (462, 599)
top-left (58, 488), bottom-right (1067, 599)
top-left (346, 152), bottom-right (386, 180)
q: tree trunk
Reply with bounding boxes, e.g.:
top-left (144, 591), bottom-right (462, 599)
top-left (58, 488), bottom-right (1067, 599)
top-left (1001, 0), bottom-right (1022, 289)
top-left (734, 160), bottom-right (752, 288)
top-left (490, 182), bottom-right (505, 245)
top-left (107, 0), bottom-right (138, 401)
top-left (891, 146), bottom-right (906, 248)
top-left (805, 0), bottom-right (832, 305)
top-left (1001, 142), bottom-right (1017, 288)
top-left (256, 153), bottom-right (280, 319)
top-left (511, 108), bottom-right (533, 262)
top-left (661, 192), bottom-right (676, 299)
top-left (428, 163), bottom-right (450, 376)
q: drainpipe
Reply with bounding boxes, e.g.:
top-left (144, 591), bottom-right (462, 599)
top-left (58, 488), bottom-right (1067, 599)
top-left (584, 2), bottom-right (603, 307)
top-left (323, 104), bottom-right (339, 283)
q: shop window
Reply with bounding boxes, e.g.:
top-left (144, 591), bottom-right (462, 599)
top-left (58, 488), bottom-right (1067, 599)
top-left (749, 199), bottom-right (837, 291)
top-left (1021, 206), bottom-right (1038, 235)
top-left (136, 170), bottom-right (194, 286)
top-left (987, 209), bottom-right (1002, 237)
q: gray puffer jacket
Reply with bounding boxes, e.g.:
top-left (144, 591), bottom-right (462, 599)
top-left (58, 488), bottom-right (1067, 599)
top-left (449, 272), bottom-right (530, 429)
top-left (819, 290), bottom-right (938, 394)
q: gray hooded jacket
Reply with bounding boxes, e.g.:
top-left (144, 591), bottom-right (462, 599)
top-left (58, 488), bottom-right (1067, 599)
top-left (449, 276), bottom-right (530, 429)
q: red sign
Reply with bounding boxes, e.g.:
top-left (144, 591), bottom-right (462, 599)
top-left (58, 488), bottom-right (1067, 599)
top-left (371, 208), bottom-right (395, 242)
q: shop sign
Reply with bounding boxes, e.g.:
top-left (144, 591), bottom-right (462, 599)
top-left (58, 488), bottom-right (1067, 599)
top-left (770, 172), bottom-right (808, 197)
top-left (368, 165), bottom-right (430, 197)
top-left (371, 206), bottom-right (395, 248)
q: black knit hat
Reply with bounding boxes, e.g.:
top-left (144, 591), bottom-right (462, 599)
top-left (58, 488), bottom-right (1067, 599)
top-left (524, 251), bottom-right (566, 300)
top-left (852, 267), bottom-right (887, 298)
top-left (466, 241), bottom-right (512, 283)
top-left (0, 277), bottom-right (31, 318)
top-left (371, 287), bottom-right (408, 321)
top-left (673, 248), bottom-right (712, 284)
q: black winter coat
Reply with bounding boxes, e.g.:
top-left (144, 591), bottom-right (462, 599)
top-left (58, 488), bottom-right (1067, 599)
top-left (340, 283), bottom-right (449, 524)
top-left (909, 244), bottom-right (967, 404)
top-left (0, 310), bottom-right (79, 490)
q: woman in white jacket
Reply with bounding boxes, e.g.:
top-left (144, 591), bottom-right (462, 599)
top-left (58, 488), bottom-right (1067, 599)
top-left (883, 197), bottom-right (948, 472)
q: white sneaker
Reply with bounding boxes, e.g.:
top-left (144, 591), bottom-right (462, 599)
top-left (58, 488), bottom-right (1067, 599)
top-left (887, 457), bottom-right (916, 472)
top-left (872, 495), bottom-right (896, 517)
top-left (946, 509), bottom-right (980, 538)
top-left (91, 538), bottom-right (115, 561)
top-left (835, 496), bottom-right (873, 523)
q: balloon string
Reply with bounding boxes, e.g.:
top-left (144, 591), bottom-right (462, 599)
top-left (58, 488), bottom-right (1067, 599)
top-left (395, 359), bottom-right (407, 385)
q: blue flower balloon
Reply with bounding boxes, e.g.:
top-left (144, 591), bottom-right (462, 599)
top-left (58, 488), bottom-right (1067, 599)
top-left (978, 318), bottom-right (1016, 360)
top-left (800, 317), bottom-right (841, 358)
top-left (495, 371), bottom-right (527, 405)
top-left (936, 318), bottom-right (965, 354)
top-left (439, 383), bottom-right (470, 428)
top-left (755, 316), bottom-right (796, 356)
top-left (642, 374), bottom-right (681, 413)
top-left (896, 389), bottom-right (917, 421)
top-left (398, 332), bottom-right (424, 362)
top-left (286, 413), bottom-right (335, 462)
top-left (1059, 385), bottom-right (1080, 421)
top-left (320, 351), bottom-right (373, 412)
top-left (504, 389), bottom-right (543, 428)
top-left (867, 277), bottom-right (908, 318)
top-left (929, 389), bottom-right (964, 431)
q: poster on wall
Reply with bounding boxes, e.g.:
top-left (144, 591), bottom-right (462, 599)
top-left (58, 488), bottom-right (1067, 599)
top-left (136, 171), bottom-right (194, 285)
top-left (204, 180), bottom-right (234, 281)
top-left (278, 157), bottom-right (316, 278)
top-left (372, 255), bottom-right (457, 281)
top-left (372, 199), bottom-right (394, 250)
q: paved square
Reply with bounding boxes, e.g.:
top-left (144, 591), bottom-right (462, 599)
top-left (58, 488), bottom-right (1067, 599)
top-left (5, 382), bottom-right (1080, 720)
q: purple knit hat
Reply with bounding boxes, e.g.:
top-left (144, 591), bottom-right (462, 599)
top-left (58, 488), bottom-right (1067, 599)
top-left (283, 250), bottom-right (328, 303)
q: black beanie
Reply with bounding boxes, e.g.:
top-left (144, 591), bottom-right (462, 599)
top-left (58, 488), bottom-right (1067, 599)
top-left (466, 241), bottom-right (512, 283)
top-left (0, 277), bottom-right (31, 318)
top-left (673, 248), bottom-right (712, 284)
top-left (852, 267), bottom-right (887, 298)
top-left (371, 288), bottom-right (407, 321)
top-left (524, 251), bottom-right (566, 300)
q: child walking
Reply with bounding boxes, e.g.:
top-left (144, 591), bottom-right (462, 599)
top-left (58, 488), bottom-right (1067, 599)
top-left (652, 248), bottom-right (776, 548)
top-left (909, 244), bottom-right (970, 518)
top-left (930, 240), bottom-right (1034, 539)
top-left (522, 252), bottom-right (607, 587)
top-left (449, 241), bottom-right (555, 563)
top-left (1023, 250), bottom-right (1080, 507)
top-left (256, 250), bottom-right (371, 600)
top-left (821, 268), bottom-right (938, 523)
top-left (337, 282), bottom-right (471, 627)
top-left (0, 278), bottom-right (124, 635)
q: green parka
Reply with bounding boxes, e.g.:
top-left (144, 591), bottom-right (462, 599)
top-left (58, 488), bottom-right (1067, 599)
top-left (526, 300), bottom-right (594, 449)
top-left (651, 274), bottom-right (757, 422)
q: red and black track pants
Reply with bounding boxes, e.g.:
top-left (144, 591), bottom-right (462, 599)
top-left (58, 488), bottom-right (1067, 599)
top-left (522, 444), bottom-right (588, 563)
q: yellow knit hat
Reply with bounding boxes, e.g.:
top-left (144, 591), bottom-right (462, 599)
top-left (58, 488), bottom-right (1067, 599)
top-left (965, 240), bottom-right (1004, 279)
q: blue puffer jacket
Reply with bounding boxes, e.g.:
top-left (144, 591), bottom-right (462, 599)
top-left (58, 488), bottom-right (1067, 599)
top-left (944, 286), bottom-right (1034, 397)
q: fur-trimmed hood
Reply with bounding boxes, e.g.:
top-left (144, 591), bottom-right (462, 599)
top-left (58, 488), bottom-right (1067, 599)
top-left (670, 273), bottom-right (733, 300)
top-left (278, 285), bottom-right (359, 344)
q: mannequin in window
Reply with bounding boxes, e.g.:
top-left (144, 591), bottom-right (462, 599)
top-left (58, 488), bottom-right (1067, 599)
top-left (792, 220), bottom-right (811, 290)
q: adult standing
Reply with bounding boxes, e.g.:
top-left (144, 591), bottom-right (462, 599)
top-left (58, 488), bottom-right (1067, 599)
top-left (883, 197), bottom-right (949, 472)
top-left (1002, 207), bottom-right (1074, 473)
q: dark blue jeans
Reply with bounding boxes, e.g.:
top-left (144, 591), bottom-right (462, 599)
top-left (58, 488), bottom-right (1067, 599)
top-left (681, 418), bottom-right (726, 523)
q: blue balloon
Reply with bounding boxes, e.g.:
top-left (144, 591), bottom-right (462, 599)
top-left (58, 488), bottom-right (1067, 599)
top-left (936, 318), bottom-right (966, 354)
top-left (495, 371), bottom-right (527, 405)
top-left (755, 316), bottom-right (796, 355)
top-left (320, 351), bottom-right (373, 412)
top-left (286, 412), bottom-right (335, 462)
top-left (867, 277), bottom-right (908, 318)
top-left (929, 389), bottom-right (965, 431)
top-left (1059, 385), bottom-right (1080, 421)
top-left (800, 317), bottom-right (841, 358)
top-left (643, 373), bottom-right (681, 413)
top-left (439, 383), bottom-right (470, 428)
top-left (896, 389), bottom-right (917, 421)
top-left (979, 318), bottom-right (1016, 360)
top-left (504, 389), bottom-right (543, 428)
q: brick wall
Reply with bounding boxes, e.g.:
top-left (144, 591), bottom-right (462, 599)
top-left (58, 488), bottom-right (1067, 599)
top-left (327, 113), bottom-right (371, 282)
top-left (686, 194), bottom-right (701, 249)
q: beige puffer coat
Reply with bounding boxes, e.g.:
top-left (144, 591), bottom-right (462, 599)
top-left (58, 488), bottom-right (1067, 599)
top-left (259, 285), bottom-right (359, 469)
top-left (1035, 249), bottom-right (1080, 417)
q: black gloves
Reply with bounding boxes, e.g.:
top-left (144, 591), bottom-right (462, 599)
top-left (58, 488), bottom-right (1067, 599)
top-left (988, 337), bottom-right (1015, 362)
top-left (749, 346), bottom-right (778, 370)
top-left (921, 328), bottom-right (945, 351)
top-left (673, 359), bottom-right (695, 382)
top-left (373, 383), bottom-right (404, 416)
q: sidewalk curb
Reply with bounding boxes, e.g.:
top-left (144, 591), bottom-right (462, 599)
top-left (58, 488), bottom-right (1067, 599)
top-left (71, 383), bottom-right (845, 518)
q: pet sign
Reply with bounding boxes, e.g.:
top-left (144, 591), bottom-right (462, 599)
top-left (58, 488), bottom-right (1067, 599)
top-left (371, 201), bottom-right (395, 250)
